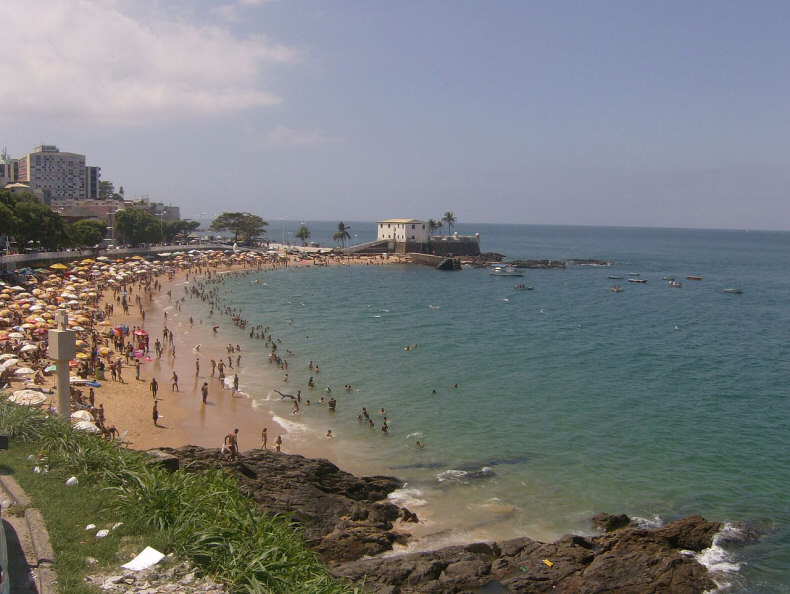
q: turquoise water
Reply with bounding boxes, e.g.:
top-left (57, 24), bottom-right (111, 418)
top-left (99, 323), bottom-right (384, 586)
top-left (190, 224), bottom-right (790, 592)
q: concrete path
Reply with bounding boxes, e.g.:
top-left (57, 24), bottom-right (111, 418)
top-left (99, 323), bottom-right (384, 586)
top-left (0, 472), bottom-right (57, 593)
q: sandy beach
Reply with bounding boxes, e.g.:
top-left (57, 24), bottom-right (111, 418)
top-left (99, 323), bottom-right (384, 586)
top-left (1, 250), bottom-right (405, 464)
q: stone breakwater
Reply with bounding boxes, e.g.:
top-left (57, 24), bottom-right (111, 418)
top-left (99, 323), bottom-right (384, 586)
top-left (153, 446), bottom-right (727, 593)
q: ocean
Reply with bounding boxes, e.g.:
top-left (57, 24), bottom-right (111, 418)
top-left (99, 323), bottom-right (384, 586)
top-left (186, 222), bottom-right (790, 592)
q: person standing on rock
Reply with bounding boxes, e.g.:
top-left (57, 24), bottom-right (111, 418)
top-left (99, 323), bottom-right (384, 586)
top-left (274, 435), bottom-right (282, 452)
top-left (224, 428), bottom-right (239, 461)
top-left (261, 427), bottom-right (268, 450)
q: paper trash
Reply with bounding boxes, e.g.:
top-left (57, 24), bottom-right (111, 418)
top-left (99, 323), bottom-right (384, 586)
top-left (85, 524), bottom-right (96, 531)
top-left (121, 546), bottom-right (165, 571)
top-left (96, 529), bottom-right (110, 538)
top-left (66, 476), bottom-right (78, 486)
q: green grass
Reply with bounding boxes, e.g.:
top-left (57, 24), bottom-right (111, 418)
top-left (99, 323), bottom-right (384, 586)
top-left (0, 398), bottom-right (357, 593)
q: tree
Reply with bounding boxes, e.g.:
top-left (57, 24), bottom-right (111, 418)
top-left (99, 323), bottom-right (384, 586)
top-left (442, 211), bottom-right (457, 234)
top-left (295, 223), bottom-right (311, 245)
top-left (99, 181), bottom-right (115, 200)
top-left (333, 221), bottom-right (351, 248)
top-left (427, 219), bottom-right (441, 235)
top-left (13, 199), bottom-right (68, 251)
top-left (210, 212), bottom-right (268, 245)
top-left (114, 209), bottom-right (162, 246)
top-left (70, 219), bottom-right (107, 247)
top-left (161, 219), bottom-right (200, 244)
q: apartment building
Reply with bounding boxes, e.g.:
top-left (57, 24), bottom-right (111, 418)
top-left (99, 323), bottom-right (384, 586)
top-left (16, 144), bottom-right (100, 201)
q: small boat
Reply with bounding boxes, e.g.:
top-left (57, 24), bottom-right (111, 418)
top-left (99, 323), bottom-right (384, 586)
top-left (628, 272), bottom-right (641, 276)
top-left (514, 284), bottom-right (533, 290)
top-left (724, 288), bottom-right (744, 294)
top-left (609, 285), bottom-right (624, 292)
top-left (662, 276), bottom-right (675, 281)
top-left (490, 265), bottom-right (523, 277)
top-left (668, 280), bottom-right (682, 288)
top-left (686, 275), bottom-right (702, 281)
top-left (628, 278), bottom-right (647, 284)
top-left (608, 275), bottom-right (624, 280)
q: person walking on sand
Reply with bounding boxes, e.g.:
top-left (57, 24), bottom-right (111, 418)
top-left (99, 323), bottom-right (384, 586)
top-left (153, 401), bottom-right (159, 426)
top-left (195, 358), bottom-right (200, 377)
top-left (135, 358), bottom-right (141, 381)
top-left (261, 427), bottom-right (268, 450)
top-left (224, 428), bottom-right (239, 462)
top-left (201, 382), bottom-right (209, 403)
top-left (171, 371), bottom-right (179, 392)
top-left (150, 377), bottom-right (159, 399)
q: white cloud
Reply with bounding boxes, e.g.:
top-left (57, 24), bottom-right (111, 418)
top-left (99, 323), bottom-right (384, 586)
top-left (1, 0), bottom-right (302, 125)
top-left (263, 125), bottom-right (342, 147)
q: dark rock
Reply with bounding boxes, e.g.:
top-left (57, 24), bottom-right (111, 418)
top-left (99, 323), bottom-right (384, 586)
top-left (144, 449), bottom-right (180, 472)
top-left (152, 446), bottom-right (726, 593)
top-left (156, 445), bottom-right (404, 562)
top-left (592, 512), bottom-right (632, 532)
top-left (331, 515), bottom-right (724, 593)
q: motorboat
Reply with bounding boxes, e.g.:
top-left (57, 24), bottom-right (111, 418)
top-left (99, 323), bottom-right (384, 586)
top-left (628, 278), bottom-right (647, 284)
top-left (668, 280), bottom-right (682, 288)
top-left (724, 288), bottom-right (744, 294)
top-left (686, 275), bottom-right (702, 281)
top-left (609, 285), bottom-right (624, 292)
top-left (490, 265), bottom-right (523, 277)
top-left (608, 275), bottom-right (624, 280)
top-left (514, 284), bottom-right (533, 290)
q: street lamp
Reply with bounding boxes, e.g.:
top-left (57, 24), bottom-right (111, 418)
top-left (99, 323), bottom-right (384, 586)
top-left (279, 216), bottom-right (287, 245)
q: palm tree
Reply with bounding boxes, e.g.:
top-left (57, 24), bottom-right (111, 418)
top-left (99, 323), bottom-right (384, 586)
top-left (427, 219), bottom-right (441, 235)
top-left (333, 221), bottom-right (351, 248)
top-left (442, 212), bottom-right (457, 234)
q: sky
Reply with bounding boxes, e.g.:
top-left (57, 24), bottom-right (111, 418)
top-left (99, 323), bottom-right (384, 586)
top-left (2, 0), bottom-right (790, 231)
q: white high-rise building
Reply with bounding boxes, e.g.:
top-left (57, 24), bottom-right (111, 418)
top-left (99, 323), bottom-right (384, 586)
top-left (16, 144), bottom-right (100, 201)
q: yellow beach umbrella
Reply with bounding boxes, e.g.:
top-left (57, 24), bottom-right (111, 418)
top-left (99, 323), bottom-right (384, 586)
top-left (50, 263), bottom-right (69, 270)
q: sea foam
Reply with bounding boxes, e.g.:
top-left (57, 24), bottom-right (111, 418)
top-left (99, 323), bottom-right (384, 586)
top-left (388, 484), bottom-right (427, 508)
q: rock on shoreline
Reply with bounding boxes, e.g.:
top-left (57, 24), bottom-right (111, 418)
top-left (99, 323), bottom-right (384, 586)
top-left (158, 445), bottom-right (407, 562)
top-left (153, 447), bottom-right (724, 592)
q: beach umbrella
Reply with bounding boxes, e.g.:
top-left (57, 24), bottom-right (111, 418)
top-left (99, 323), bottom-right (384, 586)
top-left (1, 358), bottom-right (18, 370)
top-left (50, 263), bottom-right (69, 270)
top-left (73, 420), bottom-right (101, 434)
top-left (7, 332), bottom-right (24, 339)
top-left (14, 367), bottom-right (35, 376)
top-left (9, 390), bottom-right (47, 406)
top-left (71, 410), bottom-right (94, 421)
top-left (19, 344), bottom-right (38, 353)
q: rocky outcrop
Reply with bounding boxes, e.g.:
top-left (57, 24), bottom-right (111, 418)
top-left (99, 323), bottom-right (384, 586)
top-left (153, 447), bottom-right (725, 592)
top-left (157, 445), bottom-right (407, 562)
top-left (331, 515), bottom-right (723, 593)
